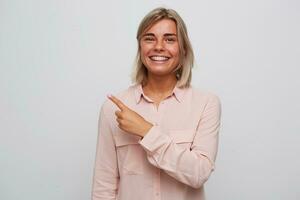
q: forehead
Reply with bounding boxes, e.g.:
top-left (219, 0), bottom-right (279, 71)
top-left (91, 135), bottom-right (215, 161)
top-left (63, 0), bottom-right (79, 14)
top-left (145, 19), bottom-right (177, 35)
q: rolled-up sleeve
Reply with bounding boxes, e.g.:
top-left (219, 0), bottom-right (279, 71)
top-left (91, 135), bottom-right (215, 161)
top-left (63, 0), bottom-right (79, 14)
top-left (139, 95), bottom-right (221, 189)
top-left (92, 104), bottom-right (119, 200)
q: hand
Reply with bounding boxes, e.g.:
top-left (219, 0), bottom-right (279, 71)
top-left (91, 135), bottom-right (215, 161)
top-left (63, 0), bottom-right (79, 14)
top-left (107, 94), bottom-right (153, 138)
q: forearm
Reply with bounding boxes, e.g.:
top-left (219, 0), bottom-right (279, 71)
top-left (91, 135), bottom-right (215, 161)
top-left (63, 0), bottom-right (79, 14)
top-left (139, 126), bottom-right (215, 189)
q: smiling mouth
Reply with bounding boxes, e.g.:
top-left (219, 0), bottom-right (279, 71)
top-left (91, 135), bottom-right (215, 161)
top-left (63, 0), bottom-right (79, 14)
top-left (149, 56), bottom-right (170, 61)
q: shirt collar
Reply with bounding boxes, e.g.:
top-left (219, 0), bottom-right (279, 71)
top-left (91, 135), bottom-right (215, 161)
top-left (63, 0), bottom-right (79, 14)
top-left (133, 83), bottom-right (185, 104)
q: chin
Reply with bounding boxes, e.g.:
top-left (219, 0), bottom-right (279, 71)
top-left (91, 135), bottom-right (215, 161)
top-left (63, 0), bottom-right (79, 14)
top-left (148, 69), bottom-right (174, 77)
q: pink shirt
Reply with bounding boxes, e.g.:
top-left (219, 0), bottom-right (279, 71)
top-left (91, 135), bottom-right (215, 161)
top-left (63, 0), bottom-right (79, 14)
top-left (92, 83), bottom-right (222, 200)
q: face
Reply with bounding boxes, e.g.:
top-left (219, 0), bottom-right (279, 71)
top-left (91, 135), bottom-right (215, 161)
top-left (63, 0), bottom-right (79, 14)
top-left (140, 19), bottom-right (180, 78)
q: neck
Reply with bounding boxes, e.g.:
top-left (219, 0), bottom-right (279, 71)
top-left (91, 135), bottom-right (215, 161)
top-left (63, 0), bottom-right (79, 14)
top-left (142, 73), bottom-right (177, 96)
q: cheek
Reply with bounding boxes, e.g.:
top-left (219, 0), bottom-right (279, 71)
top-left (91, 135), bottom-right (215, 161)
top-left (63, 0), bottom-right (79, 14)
top-left (140, 45), bottom-right (150, 58)
top-left (140, 51), bottom-right (150, 67)
top-left (169, 45), bottom-right (180, 57)
top-left (170, 47), bottom-right (180, 65)
top-left (140, 50), bottom-right (148, 63)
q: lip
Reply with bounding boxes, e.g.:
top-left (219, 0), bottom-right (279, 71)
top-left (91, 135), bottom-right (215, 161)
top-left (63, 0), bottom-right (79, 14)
top-left (149, 55), bottom-right (171, 62)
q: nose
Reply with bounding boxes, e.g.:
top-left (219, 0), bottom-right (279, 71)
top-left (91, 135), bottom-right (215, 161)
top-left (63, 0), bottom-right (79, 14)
top-left (154, 39), bottom-right (164, 51)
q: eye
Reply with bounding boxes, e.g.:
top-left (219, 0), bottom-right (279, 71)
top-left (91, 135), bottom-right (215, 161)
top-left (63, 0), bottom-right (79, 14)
top-left (143, 37), bottom-right (155, 42)
top-left (165, 37), bottom-right (176, 43)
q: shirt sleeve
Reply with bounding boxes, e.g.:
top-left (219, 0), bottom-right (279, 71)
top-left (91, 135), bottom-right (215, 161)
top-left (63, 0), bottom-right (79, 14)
top-left (138, 95), bottom-right (221, 189)
top-left (92, 104), bottom-right (119, 200)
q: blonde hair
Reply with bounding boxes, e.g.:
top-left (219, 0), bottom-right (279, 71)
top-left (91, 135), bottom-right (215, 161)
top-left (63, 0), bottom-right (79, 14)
top-left (131, 7), bottom-right (194, 88)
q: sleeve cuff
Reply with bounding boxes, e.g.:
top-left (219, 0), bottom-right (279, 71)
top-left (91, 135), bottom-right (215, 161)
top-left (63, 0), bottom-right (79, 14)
top-left (138, 125), bottom-right (172, 154)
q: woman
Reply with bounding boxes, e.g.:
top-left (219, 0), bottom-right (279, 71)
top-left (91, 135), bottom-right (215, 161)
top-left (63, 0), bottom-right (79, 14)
top-left (92, 7), bottom-right (221, 200)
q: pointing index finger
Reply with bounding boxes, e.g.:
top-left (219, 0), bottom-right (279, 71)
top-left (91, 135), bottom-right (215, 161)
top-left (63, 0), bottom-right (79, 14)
top-left (107, 94), bottom-right (127, 110)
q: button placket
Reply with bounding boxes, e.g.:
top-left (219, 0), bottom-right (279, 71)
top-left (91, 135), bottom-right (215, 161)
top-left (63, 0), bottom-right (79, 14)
top-left (152, 100), bottom-right (167, 126)
top-left (153, 169), bottom-right (161, 200)
top-left (152, 106), bottom-right (161, 126)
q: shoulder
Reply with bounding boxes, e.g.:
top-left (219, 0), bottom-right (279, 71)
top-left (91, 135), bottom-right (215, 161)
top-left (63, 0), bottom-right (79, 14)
top-left (189, 85), bottom-right (221, 107)
top-left (188, 86), bottom-right (222, 119)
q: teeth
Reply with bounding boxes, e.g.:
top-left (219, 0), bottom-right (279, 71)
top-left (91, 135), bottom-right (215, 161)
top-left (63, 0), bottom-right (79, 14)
top-left (150, 56), bottom-right (169, 61)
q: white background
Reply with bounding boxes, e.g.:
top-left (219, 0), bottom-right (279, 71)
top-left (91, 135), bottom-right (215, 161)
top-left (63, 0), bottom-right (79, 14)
top-left (1, 0), bottom-right (299, 199)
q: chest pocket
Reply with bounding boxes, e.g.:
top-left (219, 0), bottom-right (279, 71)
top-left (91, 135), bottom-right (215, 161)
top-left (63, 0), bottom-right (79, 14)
top-left (114, 133), bottom-right (144, 175)
top-left (168, 129), bottom-right (195, 149)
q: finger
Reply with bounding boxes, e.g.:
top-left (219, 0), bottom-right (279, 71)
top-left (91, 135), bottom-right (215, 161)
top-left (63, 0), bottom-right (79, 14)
top-left (116, 118), bottom-right (122, 125)
top-left (107, 95), bottom-right (127, 110)
top-left (115, 110), bottom-right (122, 118)
top-left (117, 124), bottom-right (122, 130)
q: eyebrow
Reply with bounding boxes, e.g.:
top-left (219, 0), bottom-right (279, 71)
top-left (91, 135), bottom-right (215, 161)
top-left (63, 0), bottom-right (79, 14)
top-left (142, 33), bottom-right (177, 37)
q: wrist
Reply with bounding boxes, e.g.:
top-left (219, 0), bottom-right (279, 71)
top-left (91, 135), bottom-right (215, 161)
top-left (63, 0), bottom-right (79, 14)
top-left (140, 122), bottom-right (153, 137)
